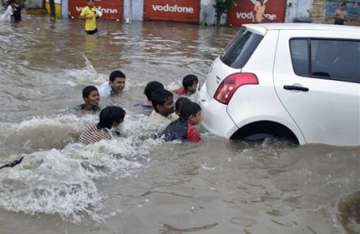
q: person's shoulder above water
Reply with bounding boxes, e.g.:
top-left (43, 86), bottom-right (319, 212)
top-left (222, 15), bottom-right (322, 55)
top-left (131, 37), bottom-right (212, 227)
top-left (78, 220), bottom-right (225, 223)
top-left (98, 70), bottom-right (126, 97)
top-left (74, 103), bottom-right (101, 113)
top-left (80, 106), bottom-right (126, 145)
top-left (80, 123), bottom-right (111, 145)
top-left (161, 118), bottom-right (187, 142)
top-left (186, 121), bottom-right (200, 143)
top-left (98, 82), bottom-right (112, 97)
top-left (149, 110), bottom-right (178, 123)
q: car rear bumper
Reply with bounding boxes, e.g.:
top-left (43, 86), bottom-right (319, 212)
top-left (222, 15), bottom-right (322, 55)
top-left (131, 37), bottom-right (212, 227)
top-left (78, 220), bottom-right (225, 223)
top-left (198, 83), bottom-right (238, 139)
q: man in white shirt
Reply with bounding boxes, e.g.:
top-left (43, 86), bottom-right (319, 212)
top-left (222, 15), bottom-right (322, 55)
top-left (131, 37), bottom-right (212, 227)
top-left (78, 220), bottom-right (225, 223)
top-left (98, 70), bottom-right (126, 97)
top-left (149, 89), bottom-right (178, 128)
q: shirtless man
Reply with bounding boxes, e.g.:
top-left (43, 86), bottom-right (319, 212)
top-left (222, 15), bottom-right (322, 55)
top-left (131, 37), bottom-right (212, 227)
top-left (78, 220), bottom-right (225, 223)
top-left (334, 2), bottom-right (347, 25)
top-left (253, 0), bottom-right (266, 23)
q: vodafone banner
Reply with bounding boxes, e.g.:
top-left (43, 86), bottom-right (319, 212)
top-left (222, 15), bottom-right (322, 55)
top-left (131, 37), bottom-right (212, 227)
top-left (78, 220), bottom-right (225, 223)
top-left (69, 0), bottom-right (123, 20)
top-left (144, 0), bottom-right (200, 23)
top-left (228, 0), bottom-right (286, 27)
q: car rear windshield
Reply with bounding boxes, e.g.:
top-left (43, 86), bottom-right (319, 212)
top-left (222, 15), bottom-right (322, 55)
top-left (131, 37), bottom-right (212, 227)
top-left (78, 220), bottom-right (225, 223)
top-left (221, 28), bottom-right (263, 69)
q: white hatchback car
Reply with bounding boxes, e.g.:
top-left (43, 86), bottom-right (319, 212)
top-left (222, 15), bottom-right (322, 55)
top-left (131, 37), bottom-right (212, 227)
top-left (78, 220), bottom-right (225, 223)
top-left (199, 23), bottom-right (360, 146)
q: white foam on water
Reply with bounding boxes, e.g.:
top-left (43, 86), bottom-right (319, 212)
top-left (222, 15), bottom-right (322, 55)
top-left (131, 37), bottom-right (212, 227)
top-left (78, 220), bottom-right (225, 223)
top-left (63, 54), bottom-right (106, 87)
top-left (62, 54), bottom-right (135, 90)
top-left (0, 112), bottom-right (163, 222)
top-left (1, 114), bottom-right (95, 152)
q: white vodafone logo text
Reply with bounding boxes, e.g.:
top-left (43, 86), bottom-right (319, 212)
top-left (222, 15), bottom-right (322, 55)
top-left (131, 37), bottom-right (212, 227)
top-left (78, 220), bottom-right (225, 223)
top-left (236, 11), bottom-right (277, 21)
top-left (75, 6), bottom-right (118, 14)
top-left (152, 4), bottom-right (194, 14)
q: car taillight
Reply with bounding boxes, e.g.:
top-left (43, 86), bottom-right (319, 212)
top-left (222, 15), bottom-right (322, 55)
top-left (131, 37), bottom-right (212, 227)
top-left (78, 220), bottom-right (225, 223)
top-left (213, 73), bottom-right (258, 105)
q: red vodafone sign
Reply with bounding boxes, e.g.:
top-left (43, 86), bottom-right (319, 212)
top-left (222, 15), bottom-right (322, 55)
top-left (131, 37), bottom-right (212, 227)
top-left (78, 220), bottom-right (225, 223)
top-left (228, 0), bottom-right (286, 27)
top-left (144, 0), bottom-right (200, 23)
top-left (69, 0), bottom-right (123, 20)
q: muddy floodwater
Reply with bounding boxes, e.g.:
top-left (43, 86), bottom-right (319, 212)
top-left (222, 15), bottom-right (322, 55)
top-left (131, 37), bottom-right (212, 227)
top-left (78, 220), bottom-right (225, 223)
top-left (0, 13), bottom-right (359, 234)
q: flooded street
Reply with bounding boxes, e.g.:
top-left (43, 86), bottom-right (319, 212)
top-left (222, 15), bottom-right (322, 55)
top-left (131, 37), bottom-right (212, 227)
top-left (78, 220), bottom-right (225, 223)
top-left (0, 14), bottom-right (359, 234)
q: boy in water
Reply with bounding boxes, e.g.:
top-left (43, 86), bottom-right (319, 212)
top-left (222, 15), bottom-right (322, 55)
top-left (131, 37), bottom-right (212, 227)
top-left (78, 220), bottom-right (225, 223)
top-left (80, 0), bottom-right (101, 35)
top-left (98, 70), bottom-right (126, 97)
top-left (75, 85), bottom-right (100, 113)
top-left (149, 89), bottom-right (178, 127)
top-left (161, 101), bottom-right (202, 143)
top-left (80, 106), bottom-right (125, 145)
top-left (175, 74), bottom-right (199, 96)
top-left (144, 81), bottom-right (164, 107)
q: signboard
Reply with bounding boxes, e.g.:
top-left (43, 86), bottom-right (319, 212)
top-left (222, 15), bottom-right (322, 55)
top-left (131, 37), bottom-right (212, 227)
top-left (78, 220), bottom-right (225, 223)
top-left (68, 0), bottom-right (123, 20)
top-left (325, 0), bottom-right (360, 19)
top-left (144, 0), bottom-right (200, 23)
top-left (228, 0), bottom-right (286, 27)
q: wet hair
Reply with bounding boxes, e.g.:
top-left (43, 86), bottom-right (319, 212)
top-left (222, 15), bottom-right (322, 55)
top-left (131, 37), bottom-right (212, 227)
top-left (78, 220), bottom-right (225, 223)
top-left (182, 74), bottom-right (198, 90)
top-left (82, 85), bottom-right (98, 99)
top-left (144, 81), bottom-right (164, 101)
top-left (109, 70), bottom-right (126, 82)
top-left (150, 89), bottom-right (173, 111)
top-left (175, 97), bottom-right (191, 114)
top-left (97, 106), bottom-right (126, 130)
top-left (179, 101), bottom-right (201, 121)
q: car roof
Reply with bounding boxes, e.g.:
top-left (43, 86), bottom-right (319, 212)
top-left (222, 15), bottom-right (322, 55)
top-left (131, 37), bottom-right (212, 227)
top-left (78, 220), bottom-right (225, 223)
top-left (244, 23), bottom-right (360, 35)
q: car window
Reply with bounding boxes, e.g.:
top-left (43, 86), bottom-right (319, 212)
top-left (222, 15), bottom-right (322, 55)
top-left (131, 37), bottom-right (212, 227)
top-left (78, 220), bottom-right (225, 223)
top-left (311, 39), bottom-right (359, 83)
top-left (290, 39), bottom-right (309, 76)
top-left (221, 28), bottom-right (263, 69)
top-left (290, 38), bottom-right (360, 83)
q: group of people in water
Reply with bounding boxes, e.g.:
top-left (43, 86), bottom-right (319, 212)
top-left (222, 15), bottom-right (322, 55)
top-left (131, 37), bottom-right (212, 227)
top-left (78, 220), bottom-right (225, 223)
top-left (78, 70), bottom-right (202, 145)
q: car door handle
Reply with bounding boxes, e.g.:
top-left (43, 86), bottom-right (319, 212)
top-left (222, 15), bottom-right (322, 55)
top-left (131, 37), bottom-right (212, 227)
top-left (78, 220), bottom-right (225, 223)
top-left (283, 85), bottom-right (309, 92)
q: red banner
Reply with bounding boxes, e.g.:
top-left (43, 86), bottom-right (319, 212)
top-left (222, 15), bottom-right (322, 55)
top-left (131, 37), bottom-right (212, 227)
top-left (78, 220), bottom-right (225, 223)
top-left (68, 0), bottom-right (123, 20)
top-left (228, 0), bottom-right (286, 27)
top-left (144, 0), bottom-right (200, 23)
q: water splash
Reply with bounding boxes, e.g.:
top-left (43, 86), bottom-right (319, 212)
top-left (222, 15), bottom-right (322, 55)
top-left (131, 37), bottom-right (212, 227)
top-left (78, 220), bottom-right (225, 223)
top-left (1, 114), bottom-right (95, 153)
top-left (64, 54), bottom-right (105, 87)
top-left (337, 191), bottom-right (360, 234)
top-left (0, 112), bottom-right (163, 222)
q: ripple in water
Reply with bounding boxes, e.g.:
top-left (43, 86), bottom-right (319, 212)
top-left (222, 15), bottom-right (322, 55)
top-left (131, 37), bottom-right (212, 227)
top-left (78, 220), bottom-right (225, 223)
top-left (337, 191), bottom-right (360, 234)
